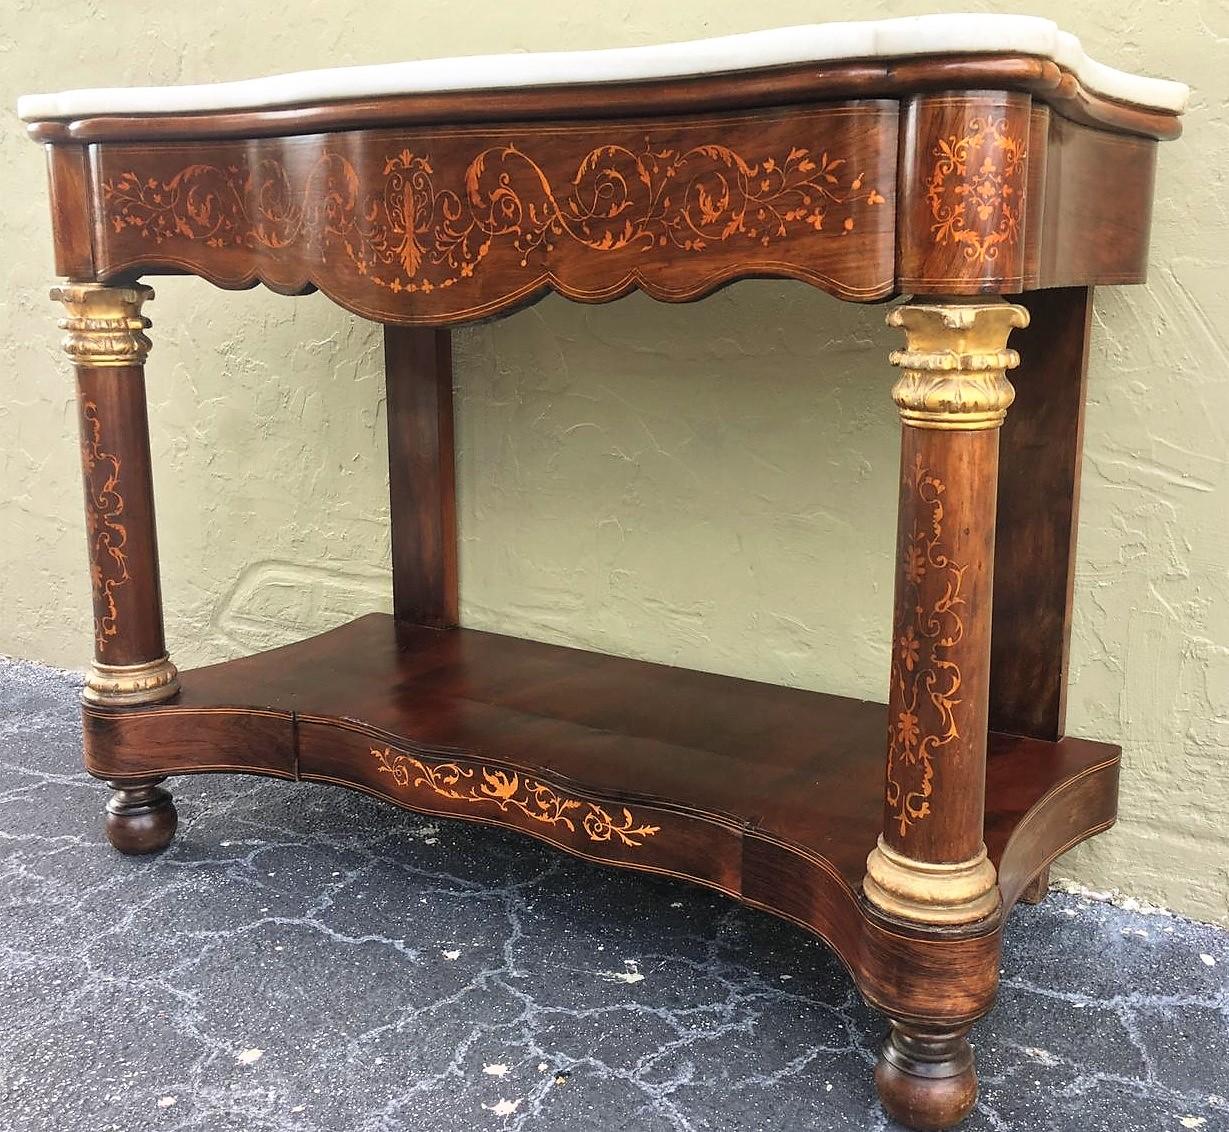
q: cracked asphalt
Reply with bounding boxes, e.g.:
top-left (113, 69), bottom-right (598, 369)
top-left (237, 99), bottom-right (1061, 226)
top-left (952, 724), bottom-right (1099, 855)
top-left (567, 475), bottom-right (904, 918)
top-left (1, 657), bottom-right (1226, 1132)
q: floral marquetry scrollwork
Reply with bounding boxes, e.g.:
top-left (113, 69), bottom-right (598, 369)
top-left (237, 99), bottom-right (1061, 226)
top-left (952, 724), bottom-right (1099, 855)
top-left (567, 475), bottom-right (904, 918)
top-left (883, 455), bottom-right (967, 838)
top-left (92, 109), bottom-right (895, 316)
top-left (78, 400), bottom-right (129, 653)
top-left (924, 115), bottom-right (1027, 266)
top-left (101, 141), bottom-right (885, 294)
top-left (371, 747), bottom-right (662, 848)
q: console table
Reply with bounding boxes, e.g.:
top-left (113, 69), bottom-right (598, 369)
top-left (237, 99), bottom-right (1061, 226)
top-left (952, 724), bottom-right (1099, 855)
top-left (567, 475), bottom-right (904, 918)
top-left (21, 15), bottom-right (1186, 1130)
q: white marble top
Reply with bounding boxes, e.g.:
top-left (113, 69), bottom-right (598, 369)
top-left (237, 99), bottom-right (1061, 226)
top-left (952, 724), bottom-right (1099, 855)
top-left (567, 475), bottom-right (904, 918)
top-left (17, 15), bottom-right (1188, 122)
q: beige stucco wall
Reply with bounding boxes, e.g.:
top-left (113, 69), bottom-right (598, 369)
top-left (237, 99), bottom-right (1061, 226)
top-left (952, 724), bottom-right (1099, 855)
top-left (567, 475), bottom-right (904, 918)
top-left (1, 1), bottom-right (1225, 923)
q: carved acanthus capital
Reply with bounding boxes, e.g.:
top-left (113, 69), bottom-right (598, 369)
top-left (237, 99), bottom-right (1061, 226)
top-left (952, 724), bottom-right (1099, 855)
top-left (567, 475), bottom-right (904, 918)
top-left (51, 282), bottom-right (154, 367)
top-left (887, 300), bottom-right (1029, 430)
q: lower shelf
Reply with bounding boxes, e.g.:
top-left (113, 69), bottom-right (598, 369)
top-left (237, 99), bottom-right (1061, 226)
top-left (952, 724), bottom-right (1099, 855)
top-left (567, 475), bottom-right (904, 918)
top-left (83, 613), bottom-right (1119, 1018)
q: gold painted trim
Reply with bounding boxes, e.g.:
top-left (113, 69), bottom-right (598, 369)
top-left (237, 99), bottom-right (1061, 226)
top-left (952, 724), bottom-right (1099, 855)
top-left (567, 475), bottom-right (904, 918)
top-left (51, 282), bottom-right (154, 367)
top-left (83, 654), bottom-right (180, 706)
top-left (862, 835), bottom-right (1000, 926)
top-left (887, 300), bottom-right (1029, 431)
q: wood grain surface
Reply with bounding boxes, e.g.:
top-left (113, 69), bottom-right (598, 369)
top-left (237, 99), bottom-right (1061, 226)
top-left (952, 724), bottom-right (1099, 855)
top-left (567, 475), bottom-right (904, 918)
top-left (82, 613), bottom-right (1120, 949)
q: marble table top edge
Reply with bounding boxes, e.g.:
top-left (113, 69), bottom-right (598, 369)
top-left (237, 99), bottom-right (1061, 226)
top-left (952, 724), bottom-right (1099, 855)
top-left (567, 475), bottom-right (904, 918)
top-left (17, 14), bottom-right (1189, 123)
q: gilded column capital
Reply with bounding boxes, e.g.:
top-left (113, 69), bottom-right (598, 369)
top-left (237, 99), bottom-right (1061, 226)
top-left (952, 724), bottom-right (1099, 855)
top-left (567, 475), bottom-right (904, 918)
top-left (887, 300), bottom-right (1029, 431)
top-left (50, 282), bottom-right (154, 368)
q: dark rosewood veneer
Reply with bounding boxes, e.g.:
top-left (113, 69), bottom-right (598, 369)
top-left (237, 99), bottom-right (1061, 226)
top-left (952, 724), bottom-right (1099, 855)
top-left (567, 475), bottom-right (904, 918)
top-left (24, 19), bottom-right (1184, 1130)
top-left (84, 614), bottom-right (1118, 915)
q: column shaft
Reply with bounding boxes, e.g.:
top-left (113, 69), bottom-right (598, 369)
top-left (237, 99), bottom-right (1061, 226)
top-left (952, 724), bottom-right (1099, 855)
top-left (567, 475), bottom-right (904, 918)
top-left (54, 283), bottom-right (178, 706)
top-left (863, 299), bottom-right (1028, 927)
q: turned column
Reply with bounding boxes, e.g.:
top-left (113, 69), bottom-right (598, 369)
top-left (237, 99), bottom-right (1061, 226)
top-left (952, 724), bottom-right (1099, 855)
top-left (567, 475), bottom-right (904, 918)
top-left (53, 282), bottom-right (179, 854)
top-left (863, 298), bottom-right (1029, 1130)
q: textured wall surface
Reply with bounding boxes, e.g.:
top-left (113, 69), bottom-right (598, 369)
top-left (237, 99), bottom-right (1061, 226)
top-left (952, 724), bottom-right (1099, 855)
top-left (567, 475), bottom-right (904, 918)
top-left (1, 2), bottom-right (1225, 923)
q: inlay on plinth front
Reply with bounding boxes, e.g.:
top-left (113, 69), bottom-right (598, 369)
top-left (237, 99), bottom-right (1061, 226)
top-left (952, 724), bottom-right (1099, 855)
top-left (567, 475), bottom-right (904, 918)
top-left (21, 14), bottom-right (1186, 1131)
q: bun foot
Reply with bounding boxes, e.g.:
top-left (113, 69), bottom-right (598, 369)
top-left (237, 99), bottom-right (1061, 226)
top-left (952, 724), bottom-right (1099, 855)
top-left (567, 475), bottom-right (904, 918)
top-left (874, 1021), bottom-right (977, 1131)
top-left (104, 778), bottom-right (178, 855)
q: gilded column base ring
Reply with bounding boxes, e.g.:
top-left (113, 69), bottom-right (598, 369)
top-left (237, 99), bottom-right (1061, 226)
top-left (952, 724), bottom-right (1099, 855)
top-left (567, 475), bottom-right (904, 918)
top-left (83, 654), bottom-right (180, 706)
top-left (863, 836), bottom-right (1001, 927)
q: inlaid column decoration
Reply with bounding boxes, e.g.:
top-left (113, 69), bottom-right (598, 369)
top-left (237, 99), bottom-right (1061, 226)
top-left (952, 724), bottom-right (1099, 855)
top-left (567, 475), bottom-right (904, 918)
top-left (864, 298), bottom-right (1029, 1130)
top-left (52, 283), bottom-right (179, 706)
top-left (863, 298), bottom-right (1029, 927)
